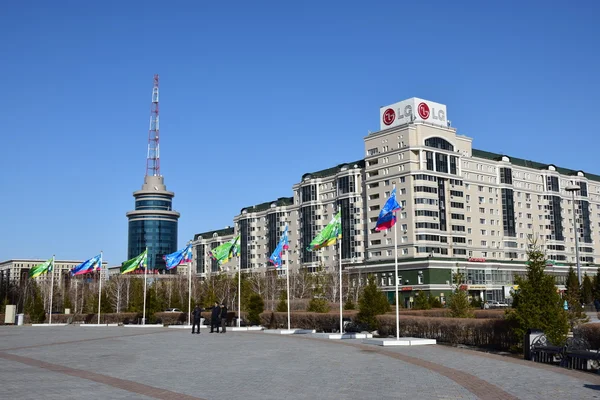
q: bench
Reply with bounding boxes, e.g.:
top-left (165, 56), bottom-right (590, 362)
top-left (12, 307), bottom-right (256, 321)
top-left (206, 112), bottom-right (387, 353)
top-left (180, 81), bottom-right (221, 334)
top-left (530, 334), bottom-right (564, 365)
top-left (564, 337), bottom-right (600, 371)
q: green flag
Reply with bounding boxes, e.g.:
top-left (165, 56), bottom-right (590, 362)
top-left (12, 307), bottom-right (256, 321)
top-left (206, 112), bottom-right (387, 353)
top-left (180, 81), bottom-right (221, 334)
top-left (307, 211), bottom-right (341, 251)
top-left (121, 249), bottom-right (148, 274)
top-left (211, 235), bottom-right (240, 265)
top-left (29, 259), bottom-right (53, 278)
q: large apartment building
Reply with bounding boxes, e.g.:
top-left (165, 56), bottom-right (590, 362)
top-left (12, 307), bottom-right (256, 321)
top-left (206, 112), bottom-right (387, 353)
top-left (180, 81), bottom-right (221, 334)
top-left (193, 97), bottom-right (599, 307)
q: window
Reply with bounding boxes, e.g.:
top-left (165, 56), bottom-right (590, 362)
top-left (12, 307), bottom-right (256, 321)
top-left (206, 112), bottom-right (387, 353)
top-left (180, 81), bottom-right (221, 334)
top-left (425, 151), bottom-right (434, 171)
top-left (500, 168), bottom-right (512, 184)
top-left (436, 153), bottom-right (448, 173)
top-left (425, 137), bottom-right (454, 151)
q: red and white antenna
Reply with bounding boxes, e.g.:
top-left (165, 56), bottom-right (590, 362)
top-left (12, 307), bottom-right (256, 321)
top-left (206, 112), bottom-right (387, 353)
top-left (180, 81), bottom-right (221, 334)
top-left (146, 74), bottom-right (160, 176)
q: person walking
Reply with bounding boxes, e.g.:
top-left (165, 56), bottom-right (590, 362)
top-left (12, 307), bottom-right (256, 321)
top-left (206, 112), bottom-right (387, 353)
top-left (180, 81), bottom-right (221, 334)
top-left (210, 302), bottom-right (221, 333)
top-left (220, 302), bottom-right (228, 333)
top-left (191, 304), bottom-right (202, 334)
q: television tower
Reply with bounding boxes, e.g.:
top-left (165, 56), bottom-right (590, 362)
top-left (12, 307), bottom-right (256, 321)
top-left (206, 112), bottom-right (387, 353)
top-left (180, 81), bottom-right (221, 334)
top-left (146, 74), bottom-right (160, 176)
top-left (126, 74), bottom-right (180, 272)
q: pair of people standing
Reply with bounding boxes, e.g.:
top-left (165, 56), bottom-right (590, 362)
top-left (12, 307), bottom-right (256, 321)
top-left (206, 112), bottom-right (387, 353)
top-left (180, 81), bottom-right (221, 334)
top-left (191, 302), bottom-right (228, 334)
top-left (211, 302), bottom-right (228, 333)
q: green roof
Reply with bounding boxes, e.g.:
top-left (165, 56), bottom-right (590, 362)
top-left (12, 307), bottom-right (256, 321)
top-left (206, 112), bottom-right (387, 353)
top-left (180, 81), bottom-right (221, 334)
top-left (194, 227), bottom-right (234, 241)
top-left (301, 159), bottom-right (365, 180)
top-left (240, 197), bottom-right (294, 214)
top-left (472, 149), bottom-right (600, 182)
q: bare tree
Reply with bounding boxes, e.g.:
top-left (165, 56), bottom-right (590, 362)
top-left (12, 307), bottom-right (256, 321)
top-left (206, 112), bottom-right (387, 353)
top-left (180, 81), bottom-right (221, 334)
top-left (124, 276), bottom-right (131, 311)
top-left (291, 269), bottom-right (312, 300)
top-left (107, 275), bottom-right (126, 313)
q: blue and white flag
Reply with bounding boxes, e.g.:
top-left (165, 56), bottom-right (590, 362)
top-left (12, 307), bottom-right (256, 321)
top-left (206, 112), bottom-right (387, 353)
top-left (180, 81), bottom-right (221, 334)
top-left (164, 244), bottom-right (193, 270)
top-left (269, 226), bottom-right (289, 268)
top-left (71, 254), bottom-right (102, 276)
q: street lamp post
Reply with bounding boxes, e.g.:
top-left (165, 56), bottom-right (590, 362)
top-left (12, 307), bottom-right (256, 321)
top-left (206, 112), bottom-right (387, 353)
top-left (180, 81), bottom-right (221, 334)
top-left (565, 184), bottom-right (581, 286)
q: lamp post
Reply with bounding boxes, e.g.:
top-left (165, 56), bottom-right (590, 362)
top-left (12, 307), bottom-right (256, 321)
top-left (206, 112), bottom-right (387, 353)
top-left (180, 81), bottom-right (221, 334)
top-left (565, 184), bottom-right (581, 286)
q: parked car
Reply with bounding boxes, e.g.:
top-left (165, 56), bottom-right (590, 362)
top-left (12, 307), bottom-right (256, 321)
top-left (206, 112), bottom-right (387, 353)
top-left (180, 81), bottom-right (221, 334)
top-left (489, 301), bottom-right (508, 308)
top-left (164, 308), bottom-right (182, 313)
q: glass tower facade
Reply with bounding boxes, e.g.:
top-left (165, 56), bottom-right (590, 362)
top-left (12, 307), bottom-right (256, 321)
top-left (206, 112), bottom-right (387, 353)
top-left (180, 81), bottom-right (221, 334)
top-left (126, 175), bottom-right (180, 272)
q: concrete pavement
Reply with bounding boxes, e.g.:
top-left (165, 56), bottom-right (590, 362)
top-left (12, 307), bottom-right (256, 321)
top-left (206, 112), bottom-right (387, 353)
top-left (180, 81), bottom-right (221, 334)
top-left (0, 326), bottom-right (598, 400)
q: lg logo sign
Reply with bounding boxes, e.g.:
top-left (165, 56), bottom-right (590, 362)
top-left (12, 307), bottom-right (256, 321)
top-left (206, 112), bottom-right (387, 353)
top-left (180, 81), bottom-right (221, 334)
top-left (418, 102), bottom-right (446, 122)
top-left (383, 108), bottom-right (395, 125)
top-left (382, 101), bottom-right (446, 126)
top-left (418, 102), bottom-right (430, 119)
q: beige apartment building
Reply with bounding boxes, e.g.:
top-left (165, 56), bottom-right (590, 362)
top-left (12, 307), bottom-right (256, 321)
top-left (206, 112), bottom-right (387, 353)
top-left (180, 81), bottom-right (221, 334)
top-left (0, 259), bottom-right (109, 287)
top-left (193, 97), bottom-right (599, 306)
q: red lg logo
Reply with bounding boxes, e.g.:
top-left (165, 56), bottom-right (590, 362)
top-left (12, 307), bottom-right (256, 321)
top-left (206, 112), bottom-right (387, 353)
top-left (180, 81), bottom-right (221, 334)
top-left (383, 108), bottom-right (395, 125)
top-left (418, 102), bottom-right (430, 119)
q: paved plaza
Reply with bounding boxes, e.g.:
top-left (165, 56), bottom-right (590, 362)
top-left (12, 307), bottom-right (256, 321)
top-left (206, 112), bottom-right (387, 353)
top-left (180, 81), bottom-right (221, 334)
top-left (0, 327), bottom-right (599, 399)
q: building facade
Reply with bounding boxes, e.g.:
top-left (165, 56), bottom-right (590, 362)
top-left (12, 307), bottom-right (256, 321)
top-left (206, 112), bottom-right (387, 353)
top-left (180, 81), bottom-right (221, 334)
top-left (0, 259), bottom-right (109, 287)
top-left (126, 175), bottom-right (180, 272)
top-left (192, 97), bottom-right (600, 306)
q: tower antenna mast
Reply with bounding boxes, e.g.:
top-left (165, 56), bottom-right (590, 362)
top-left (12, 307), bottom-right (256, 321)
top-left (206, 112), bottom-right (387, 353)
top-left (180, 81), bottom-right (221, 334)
top-left (146, 74), bottom-right (160, 176)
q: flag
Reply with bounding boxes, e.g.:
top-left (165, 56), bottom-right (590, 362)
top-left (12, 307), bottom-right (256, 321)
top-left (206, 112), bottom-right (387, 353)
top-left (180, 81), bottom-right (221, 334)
top-left (29, 258), bottom-right (53, 278)
top-left (307, 211), bottom-right (342, 251)
top-left (375, 188), bottom-right (402, 231)
top-left (71, 254), bottom-right (102, 276)
top-left (269, 226), bottom-right (289, 268)
top-left (211, 236), bottom-right (240, 265)
top-left (164, 244), bottom-right (193, 270)
top-left (121, 250), bottom-right (148, 274)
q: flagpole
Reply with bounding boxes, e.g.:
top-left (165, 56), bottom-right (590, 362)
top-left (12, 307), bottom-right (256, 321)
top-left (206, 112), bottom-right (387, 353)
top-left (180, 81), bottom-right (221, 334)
top-left (49, 255), bottom-right (55, 325)
top-left (393, 184), bottom-right (400, 340)
top-left (143, 248), bottom-right (147, 325)
top-left (98, 251), bottom-right (103, 324)
top-left (338, 237), bottom-right (343, 334)
top-left (237, 253), bottom-right (241, 327)
top-left (285, 248), bottom-right (290, 330)
top-left (188, 243), bottom-right (192, 326)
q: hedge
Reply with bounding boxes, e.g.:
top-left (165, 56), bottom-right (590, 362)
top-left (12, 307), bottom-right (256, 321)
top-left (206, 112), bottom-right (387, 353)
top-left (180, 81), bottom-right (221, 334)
top-left (260, 311), bottom-right (358, 331)
top-left (396, 309), bottom-right (505, 319)
top-left (575, 324), bottom-right (600, 350)
top-left (377, 315), bottom-right (516, 351)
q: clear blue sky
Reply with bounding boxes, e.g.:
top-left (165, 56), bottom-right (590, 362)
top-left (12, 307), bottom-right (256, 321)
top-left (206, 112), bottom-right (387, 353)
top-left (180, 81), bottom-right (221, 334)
top-left (1, 1), bottom-right (599, 265)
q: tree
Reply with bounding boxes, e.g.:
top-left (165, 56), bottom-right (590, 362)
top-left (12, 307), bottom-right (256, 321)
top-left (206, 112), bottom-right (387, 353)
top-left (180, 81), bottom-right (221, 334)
top-left (582, 273), bottom-right (593, 305)
top-left (428, 295), bottom-right (443, 309)
top-left (356, 275), bottom-right (391, 331)
top-left (413, 290), bottom-right (431, 310)
top-left (447, 287), bottom-right (473, 318)
top-left (63, 292), bottom-right (73, 312)
top-left (564, 267), bottom-right (588, 329)
top-left (246, 293), bottom-right (264, 326)
top-left (593, 267), bottom-right (600, 300)
top-left (106, 274), bottom-right (126, 313)
top-left (505, 245), bottom-right (569, 348)
top-left (446, 272), bottom-right (473, 318)
top-left (276, 290), bottom-right (288, 312)
top-left (307, 271), bottom-right (330, 313)
top-left (344, 297), bottom-right (355, 310)
top-left (24, 281), bottom-right (45, 323)
top-left (307, 297), bottom-right (330, 313)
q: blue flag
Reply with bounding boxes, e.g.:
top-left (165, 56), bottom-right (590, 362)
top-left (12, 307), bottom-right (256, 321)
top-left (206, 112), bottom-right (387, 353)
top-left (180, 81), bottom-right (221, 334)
top-left (375, 188), bottom-right (402, 231)
top-left (164, 244), bottom-right (193, 270)
top-left (71, 254), bottom-right (102, 276)
top-left (269, 226), bottom-right (289, 268)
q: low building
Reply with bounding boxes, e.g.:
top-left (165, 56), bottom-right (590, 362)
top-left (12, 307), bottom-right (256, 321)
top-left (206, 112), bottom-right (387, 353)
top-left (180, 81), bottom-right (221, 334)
top-left (0, 259), bottom-right (109, 287)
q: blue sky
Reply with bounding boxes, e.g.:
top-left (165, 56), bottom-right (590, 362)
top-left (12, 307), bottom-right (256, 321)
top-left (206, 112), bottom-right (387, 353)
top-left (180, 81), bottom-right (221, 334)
top-left (1, 1), bottom-right (598, 265)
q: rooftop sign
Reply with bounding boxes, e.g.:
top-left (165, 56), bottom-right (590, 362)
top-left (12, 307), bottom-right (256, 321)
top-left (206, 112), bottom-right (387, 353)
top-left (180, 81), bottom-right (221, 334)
top-left (380, 98), bottom-right (447, 130)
